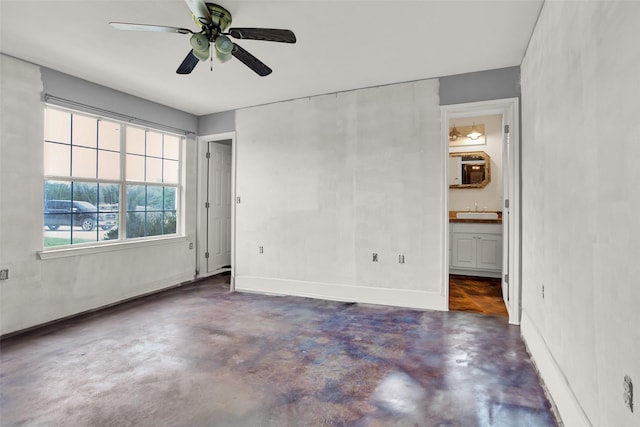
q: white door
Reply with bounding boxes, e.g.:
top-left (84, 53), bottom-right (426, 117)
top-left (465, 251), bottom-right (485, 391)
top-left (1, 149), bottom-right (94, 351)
top-left (206, 142), bottom-right (232, 274)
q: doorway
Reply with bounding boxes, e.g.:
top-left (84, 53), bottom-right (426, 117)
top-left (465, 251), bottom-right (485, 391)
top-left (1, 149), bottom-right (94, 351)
top-left (441, 99), bottom-right (520, 324)
top-left (197, 133), bottom-right (235, 283)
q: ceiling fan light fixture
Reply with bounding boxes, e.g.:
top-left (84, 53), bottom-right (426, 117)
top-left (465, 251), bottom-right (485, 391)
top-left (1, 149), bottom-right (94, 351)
top-left (190, 33), bottom-right (209, 50)
top-left (215, 35), bottom-right (234, 63)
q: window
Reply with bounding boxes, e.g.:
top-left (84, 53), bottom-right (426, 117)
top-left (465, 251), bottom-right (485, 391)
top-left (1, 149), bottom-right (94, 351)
top-left (43, 106), bottom-right (183, 248)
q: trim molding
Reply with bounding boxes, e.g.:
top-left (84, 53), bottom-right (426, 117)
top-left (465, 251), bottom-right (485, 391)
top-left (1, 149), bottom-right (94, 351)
top-left (235, 276), bottom-right (448, 311)
top-left (521, 310), bottom-right (592, 427)
top-left (1, 272), bottom-right (197, 340)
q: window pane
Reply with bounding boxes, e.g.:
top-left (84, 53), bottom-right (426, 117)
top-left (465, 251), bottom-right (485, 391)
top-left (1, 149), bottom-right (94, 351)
top-left (147, 186), bottom-right (163, 210)
top-left (164, 135), bottom-right (180, 160)
top-left (146, 157), bottom-right (162, 183)
top-left (98, 120), bottom-right (121, 151)
top-left (44, 181), bottom-right (73, 247)
top-left (74, 182), bottom-right (98, 206)
top-left (146, 212), bottom-right (164, 236)
top-left (72, 114), bottom-right (97, 148)
top-left (44, 180), bottom-right (72, 201)
top-left (164, 212), bottom-right (177, 235)
top-left (126, 212), bottom-right (145, 239)
top-left (72, 146), bottom-right (97, 178)
top-left (126, 185), bottom-right (146, 212)
top-left (146, 131), bottom-right (163, 158)
top-left (44, 142), bottom-right (70, 176)
top-left (98, 150), bottom-right (120, 180)
top-left (163, 159), bottom-right (179, 184)
top-left (126, 127), bottom-right (145, 154)
top-left (126, 154), bottom-right (145, 181)
top-left (98, 183), bottom-right (119, 237)
top-left (164, 187), bottom-right (177, 210)
top-left (44, 109), bottom-right (70, 144)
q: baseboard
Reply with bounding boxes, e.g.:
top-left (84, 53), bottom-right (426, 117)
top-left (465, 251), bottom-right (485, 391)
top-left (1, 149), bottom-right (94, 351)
top-left (1, 272), bottom-right (198, 340)
top-left (235, 276), bottom-right (448, 311)
top-left (521, 310), bottom-right (592, 427)
top-left (449, 268), bottom-right (501, 278)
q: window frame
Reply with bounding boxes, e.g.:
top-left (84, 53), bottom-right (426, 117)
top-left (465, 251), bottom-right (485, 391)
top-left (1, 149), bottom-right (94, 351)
top-left (41, 105), bottom-right (185, 254)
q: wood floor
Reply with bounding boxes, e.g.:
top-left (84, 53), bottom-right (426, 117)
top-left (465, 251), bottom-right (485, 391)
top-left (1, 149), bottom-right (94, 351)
top-left (449, 274), bottom-right (508, 316)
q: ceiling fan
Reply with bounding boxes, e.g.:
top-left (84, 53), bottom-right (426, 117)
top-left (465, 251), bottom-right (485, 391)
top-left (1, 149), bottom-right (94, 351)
top-left (109, 0), bottom-right (296, 76)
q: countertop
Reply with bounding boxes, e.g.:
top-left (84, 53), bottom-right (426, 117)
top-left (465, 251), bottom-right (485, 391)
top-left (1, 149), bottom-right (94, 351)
top-left (449, 211), bottom-right (502, 224)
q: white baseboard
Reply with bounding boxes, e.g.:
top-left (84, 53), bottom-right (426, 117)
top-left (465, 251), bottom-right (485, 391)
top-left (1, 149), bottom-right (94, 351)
top-left (235, 276), bottom-right (448, 311)
top-left (449, 268), bottom-right (502, 278)
top-left (521, 310), bottom-right (591, 427)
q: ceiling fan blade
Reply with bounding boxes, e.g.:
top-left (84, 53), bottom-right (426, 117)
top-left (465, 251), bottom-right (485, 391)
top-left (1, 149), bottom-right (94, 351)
top-left (232, 43), bottom-right (272, 76)
top-left (227, 28), bottom-right (296, 43)
top-left (110, 22), bottom-right (193, 34)
top-left (184, 0), bottom-right (212, 25)
top-left (176, 50), bottom-right (200, 74)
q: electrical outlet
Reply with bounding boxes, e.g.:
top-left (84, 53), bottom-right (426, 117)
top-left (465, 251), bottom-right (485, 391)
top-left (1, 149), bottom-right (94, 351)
top-left (624, 375), bottom-right (634, 413)
top-left (399, 255), bottom-right (405, 264)
top-left (259, 246), bottom-right (264, 254)
top-left (372, 253), bottom-right (378, 262)
top-left (0, 269), bottom-right (8, 280)
top-left (189, 242), bottom-right (194, 250)
top-left (541, 284), bottom-right (545, 299)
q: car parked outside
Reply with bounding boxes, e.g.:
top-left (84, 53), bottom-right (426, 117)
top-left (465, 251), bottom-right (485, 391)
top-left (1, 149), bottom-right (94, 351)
top-left (44, 200), bottom-right (117, 231)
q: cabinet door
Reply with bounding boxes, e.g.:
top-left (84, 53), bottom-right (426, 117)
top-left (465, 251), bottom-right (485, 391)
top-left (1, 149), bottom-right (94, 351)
top-left (451, 233), bottom-right (477, 268)
top-left (477, 234), bottom-right (502, 270)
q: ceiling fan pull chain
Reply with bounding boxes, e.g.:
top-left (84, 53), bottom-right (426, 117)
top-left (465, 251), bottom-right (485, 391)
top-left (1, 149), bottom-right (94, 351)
top-left (210, 44), bottom-right (213, 71)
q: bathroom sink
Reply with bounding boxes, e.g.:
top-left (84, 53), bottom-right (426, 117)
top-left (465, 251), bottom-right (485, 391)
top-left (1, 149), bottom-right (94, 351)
top-left (456, 212), bottom-right (499, 220)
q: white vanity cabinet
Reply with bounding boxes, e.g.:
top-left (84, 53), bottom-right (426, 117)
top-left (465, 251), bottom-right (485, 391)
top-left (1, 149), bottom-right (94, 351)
top-left (449, 222), bottom-right (502, 278)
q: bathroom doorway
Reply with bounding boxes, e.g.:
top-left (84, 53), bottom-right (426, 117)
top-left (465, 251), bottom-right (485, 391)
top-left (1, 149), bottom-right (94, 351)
top-left (441, 99), bottom-right (520, 324)
top-left (448, 113), bottom-right (506, 316)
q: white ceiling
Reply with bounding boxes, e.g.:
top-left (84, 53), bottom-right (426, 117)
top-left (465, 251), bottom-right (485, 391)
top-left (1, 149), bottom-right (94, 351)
top-left (0, 0), bottom-right (543, 116)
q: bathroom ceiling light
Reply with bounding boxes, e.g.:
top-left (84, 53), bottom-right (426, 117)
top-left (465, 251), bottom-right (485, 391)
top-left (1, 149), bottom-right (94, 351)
top-left (467, 123), bottom-right (483, 140)
top-left (449, 124), bottom-right (462, 141)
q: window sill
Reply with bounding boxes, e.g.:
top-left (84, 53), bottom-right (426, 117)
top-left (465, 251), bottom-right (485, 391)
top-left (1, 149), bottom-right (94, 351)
top-left (38, 235), bottom-right (187, 260)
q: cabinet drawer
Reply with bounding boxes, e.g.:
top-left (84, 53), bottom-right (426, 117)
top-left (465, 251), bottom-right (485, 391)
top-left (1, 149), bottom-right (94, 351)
top-left (451, 222), bottom-right (502, 235)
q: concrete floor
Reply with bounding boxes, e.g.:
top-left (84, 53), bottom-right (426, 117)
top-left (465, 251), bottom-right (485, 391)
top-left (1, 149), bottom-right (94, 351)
top-left (0, 274), bottom-right (558, 426)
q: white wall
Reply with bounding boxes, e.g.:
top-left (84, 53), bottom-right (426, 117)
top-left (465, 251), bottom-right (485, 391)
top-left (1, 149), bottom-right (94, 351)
top-left (235, 79), bottom-right (446, 310)
top-left (0, 55), bottom-right (198, 335)
top-left (448, 114), bottom-right (503, 212)
top-left (520, 1), bottom-right (640, 426)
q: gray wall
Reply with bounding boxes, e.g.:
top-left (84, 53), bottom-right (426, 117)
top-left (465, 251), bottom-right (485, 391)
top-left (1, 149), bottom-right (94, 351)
top-left (198, 111), bottom-right (235, 135)
top-left (520, 1), bottom-right (640, 426)
top-left (439, 66), bottom-right (520, 105)
top-left (41, 67), bottom-right (198, 134)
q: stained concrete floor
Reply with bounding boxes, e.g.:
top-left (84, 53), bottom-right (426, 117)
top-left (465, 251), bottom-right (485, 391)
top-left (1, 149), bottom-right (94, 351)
top-left (0, 274), bottom-right (559, 426)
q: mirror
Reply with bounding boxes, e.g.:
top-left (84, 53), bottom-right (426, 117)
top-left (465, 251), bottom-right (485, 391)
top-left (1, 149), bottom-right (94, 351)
top-left (449, 151), bottom-right (491, 189)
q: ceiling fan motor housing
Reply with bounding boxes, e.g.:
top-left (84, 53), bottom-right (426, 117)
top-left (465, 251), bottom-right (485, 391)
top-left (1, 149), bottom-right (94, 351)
top-left (192, 3), bottom-right (232, 31)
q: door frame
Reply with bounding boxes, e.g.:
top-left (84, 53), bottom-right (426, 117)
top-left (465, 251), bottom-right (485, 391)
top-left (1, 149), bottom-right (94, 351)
top-left (196, 131), bottom-right (237, 290)
top-left (441, 98), bottom-right (521, 324)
